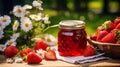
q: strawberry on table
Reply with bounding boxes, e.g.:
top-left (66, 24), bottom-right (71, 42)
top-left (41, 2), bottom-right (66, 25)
top-left (34, 40), bottom-right (48, 51)
top-left (83, 45), bottom-right (95, 57)
top-left (44, 49), bottom-right (56, 60)
top-left (96, 30), bottom-right (108, 42)
top-left (4, 46), bottom-right (19, 58)
top-left (20, 47), bottom-right (33, 59)
top-left (27, 52), bottom-right (42, 64)
top-left (101, 33), bottom-right (116, 43)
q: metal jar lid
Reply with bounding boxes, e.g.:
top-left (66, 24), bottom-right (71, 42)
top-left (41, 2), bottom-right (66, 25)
top-left (59, 20), bottom-right (85, 29)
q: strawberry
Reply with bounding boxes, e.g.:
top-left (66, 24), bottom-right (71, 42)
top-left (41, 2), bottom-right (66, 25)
top-left (20, 47), bottom-right (33, 57)
top-left (110, 29), bottom-right (118, 33)
top-left (27, 52), bottom-right (42, 64)
top-left (34, 40), bottom-right (48, 50)
top-left (101, 33), bottom-right (116, 43)
top-left (115, 23), bottom-right (120, 29)
top-left (116, 41), bottom-right (120, 44)
top-left (90, 34), bottom-right (97, 41)
top-left (96, 26), bottom-right (103, 34)
top-left (102, 21), bottom-right (115, 32)
top-left (114, 17), bottom-right (120, 27)
top-left (96, 30), bottom-right (108, 42)
top-left (44, 49), bottom-right (56, 60)
top-left (83, 45), bottom-right (95, 57)
top-left (4, 46), bottom-right (19, 58)
top-left (115, 30), bottom-right (120, 42)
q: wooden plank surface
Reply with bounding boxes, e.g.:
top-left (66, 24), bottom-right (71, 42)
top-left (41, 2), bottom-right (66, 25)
top-left (0, 59), bottom-right (120, 67)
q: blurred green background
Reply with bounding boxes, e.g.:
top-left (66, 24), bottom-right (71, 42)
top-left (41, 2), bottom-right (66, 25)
top-left (0, 0), bottom-right (120, 36)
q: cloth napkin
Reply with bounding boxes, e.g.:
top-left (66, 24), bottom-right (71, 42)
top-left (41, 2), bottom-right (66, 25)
top-left (55, 51), bottom-right (109, 64)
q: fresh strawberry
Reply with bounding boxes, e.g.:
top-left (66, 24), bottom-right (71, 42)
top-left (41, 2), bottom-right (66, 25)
top-left (115, 23), bottom-right (120, 29)
top-left (34, 40), bottom-right (48, 50)
top-left (83, 45), bottom-right (95, 57)
top-left (27, 52), bottom-right (42, 64)
top-left (44, 50), bottom-right (56, 60)
top-left (90, 34), bottom-right (97, 41)
top-left (116, 41), bottom-right (120, 44)
top-left (114, 17), bottom-right (120, 27)
top-left (4, 46), bottom-right (19, 58)
top-left (102, 21), bottom-right (115, 32)
top-left (101, 33), bottom-right (116, 43)
top-left (110, 29), bottom-right (118, 33)
top-left (20, 47), bottom-right (33, 57)
top-left (96, 26), bottom-right (103, 34)
top-left (96, 30), bottom-right (108, 42)
top-left (115, 30), bottom-right (120, 42)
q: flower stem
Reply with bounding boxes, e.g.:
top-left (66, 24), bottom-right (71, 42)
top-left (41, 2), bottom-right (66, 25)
top-left (43, 24), bottom-right (59, 32)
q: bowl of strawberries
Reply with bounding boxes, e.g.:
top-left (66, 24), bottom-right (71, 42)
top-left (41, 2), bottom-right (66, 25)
top-left (88, 17), bottom-right (120, 59)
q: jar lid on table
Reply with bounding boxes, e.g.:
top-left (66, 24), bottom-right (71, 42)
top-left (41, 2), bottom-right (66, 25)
top-left (59, 20), bottom-right (85, 29)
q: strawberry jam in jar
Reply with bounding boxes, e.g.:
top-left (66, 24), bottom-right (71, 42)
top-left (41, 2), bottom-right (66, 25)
top-left (58, 20), bottom-right (87, 56)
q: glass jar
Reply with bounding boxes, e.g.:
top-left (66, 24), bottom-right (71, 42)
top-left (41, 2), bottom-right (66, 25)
top-left (58, 20), bottom-right (87, 56)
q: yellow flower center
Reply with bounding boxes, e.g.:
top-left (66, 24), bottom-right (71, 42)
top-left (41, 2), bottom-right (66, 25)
top-left (8, 41), bottom-right (13, 46)
top-left (1, 45), bottom-right (4, 49)
top-left (34, 15), bottom-right (38, 19)
top-left (41, 14), bottom-right (45, 18)
top-left (25, 22), bottom-right (29, 27)
top-left (17, 8), bottom-right (22, 13)
top-left (13, 23), bottom-right (18, 28)
top-left (46, 38), bottom-right (51, 42)
top-left (2, 18), bottom-right (7, 22)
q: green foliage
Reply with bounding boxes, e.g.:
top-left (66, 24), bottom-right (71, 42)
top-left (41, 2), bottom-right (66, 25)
top-left (44, 10), bottom-right (119, 36)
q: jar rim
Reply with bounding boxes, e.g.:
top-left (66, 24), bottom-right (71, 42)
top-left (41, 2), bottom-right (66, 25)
top-left (59, 20), bottom-right (85, 29)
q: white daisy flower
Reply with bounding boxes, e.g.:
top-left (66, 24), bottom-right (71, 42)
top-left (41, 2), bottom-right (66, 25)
top-left (32, 0), bottom-right (43, 10)
top-left (13, 20), bottom-right (19, 31)
top-left (0, 31), bottom-right (4, 39)
top-left (6, 58), bottom-right (14, 63)
top-left (10, 33), bottom-right (20, 41)
top-left (38, 13), bottom-right (44, 20)
top-left (0, 34), bottom-right (4, 39)
top-left (13, 5), bottom-right (26, 17)
top-left (0, 24), bottom-right (6, 30)
top-left (14, 57), bottom-right (23, 63)
top-left (0, 15), bottom-right (11, 26)
top-left (5, 39), bottom-right (16, 46)
top-left (44, 34), bottom-right (57, 46)
top-left (23, 4), bottom-right (32, 10)
top-left (0, 44), bottom-right (6, 51)
top-left (20, 17), bottom-right (33, 32)
top-left (43, 15), bottom-right (49, 21)
top-left (44, 20), bottom-right (51, 24)
top-left (43, 15), bottom-right (51, 24)
top-left (38, 6), bottom-right (43, 10)
top-left (30, 14), bottom-right (41, 21)
top-left (36, 49), bottom-right (45, 59)
top-left (32, 0), bottom-right (42, 7)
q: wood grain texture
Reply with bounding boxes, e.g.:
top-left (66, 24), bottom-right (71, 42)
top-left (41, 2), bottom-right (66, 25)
top-left (0, 59), bottom-right (120, 67)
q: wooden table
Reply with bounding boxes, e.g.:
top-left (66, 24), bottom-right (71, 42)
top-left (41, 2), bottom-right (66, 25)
top-left (0, 59), bottom-right (120, 67)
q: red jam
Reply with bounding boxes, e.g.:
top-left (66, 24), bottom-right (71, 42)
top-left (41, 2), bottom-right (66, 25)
top-left (58, 20), bottom-right (87, 56)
